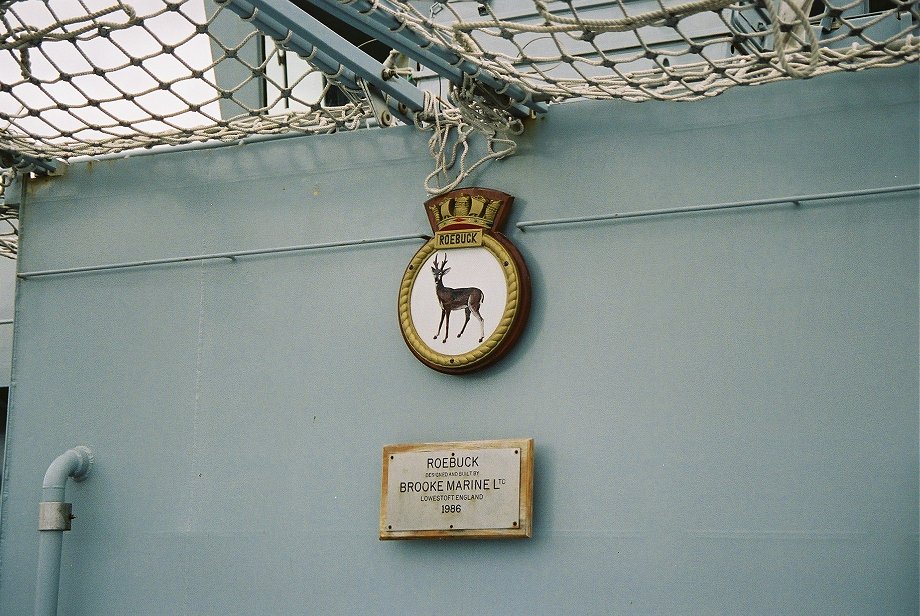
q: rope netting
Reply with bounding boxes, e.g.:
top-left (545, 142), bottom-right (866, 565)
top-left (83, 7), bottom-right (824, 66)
top-left (0, 1), bottom-right (374, 159)
top-left (0, 0), bottom-right (917, 257)
top-left (0, 168), bottom-right (15, 258)
top-left (397, 0), bottom-right (918, 98)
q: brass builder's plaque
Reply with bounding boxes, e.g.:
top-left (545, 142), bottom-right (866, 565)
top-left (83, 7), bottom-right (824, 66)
top-left (380, 439), bottom-right (534, 540)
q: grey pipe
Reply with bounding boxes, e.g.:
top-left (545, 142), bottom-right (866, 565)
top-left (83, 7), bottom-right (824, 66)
top-left (17, 232), bottom-right (430, 280)
top-left (35, 446), bottom-right (94, 616)
top-left (516, 184), bottom-right (920, 231)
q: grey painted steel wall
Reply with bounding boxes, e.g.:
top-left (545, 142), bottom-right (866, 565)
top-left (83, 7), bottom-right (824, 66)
top-left (0, 256), bottom-right (14, 387)
top-left (1, 66), bottom-right (917, 615)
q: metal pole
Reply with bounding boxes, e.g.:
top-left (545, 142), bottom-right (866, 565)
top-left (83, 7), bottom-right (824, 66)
top-left (0, 149), bottom-right (58, 175)
top-left (69, 129), bottom-right (329, 164)
top-left (34, 532), bottom-right (65, 616)
top-left (218, 0), bottom-right (426, 116)
top-left (35, 446), bottom-right (94, 616)
top-left (516, 184), bottom-right (920, 231)
top-left (17, 233), bottom-right (429, 280)
top-left (216, 0), bottom-right (361, 91)
top-left (306, 0), bottom-right (549, 117)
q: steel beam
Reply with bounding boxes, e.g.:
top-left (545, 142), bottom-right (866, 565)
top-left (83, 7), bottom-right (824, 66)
top-left (0, 149), bottom-right (58, 175)
top-left (217, 0), bottom-right (426, 117)
top-left (217, 0), bottom-right (360, 90)
top-left (306, 0), bottom-right (549, 117)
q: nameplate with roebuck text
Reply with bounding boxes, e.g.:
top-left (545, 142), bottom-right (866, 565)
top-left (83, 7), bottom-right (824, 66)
top-left (380, 439), bottom-right (534, 540)
top-left (435, 229), bottom-right (483, 249)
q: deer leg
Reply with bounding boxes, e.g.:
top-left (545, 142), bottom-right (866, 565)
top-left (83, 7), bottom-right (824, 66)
top-left (442, 310), bottom-right (450, 343)
top-left (435, 309), bottom-right (446, 340)
top-left (471, 308), bottom-right (484, 343)
top-left (458, 308), bottom-right (471, 338)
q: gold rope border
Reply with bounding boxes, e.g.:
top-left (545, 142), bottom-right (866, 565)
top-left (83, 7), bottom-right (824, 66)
top-left (399, 235), bottom-right (520, 371)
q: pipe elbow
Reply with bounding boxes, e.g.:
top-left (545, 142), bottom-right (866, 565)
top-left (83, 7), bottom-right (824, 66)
top-left (41, 446), bottom-right (94, 501)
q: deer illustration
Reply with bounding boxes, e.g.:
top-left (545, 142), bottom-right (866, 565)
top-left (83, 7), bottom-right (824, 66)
top-left (430, 253), bottom-right (485, 344)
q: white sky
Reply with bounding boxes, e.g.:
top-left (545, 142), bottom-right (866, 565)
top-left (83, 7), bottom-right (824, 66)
top-left (0, 0), bottom-right (224, 140)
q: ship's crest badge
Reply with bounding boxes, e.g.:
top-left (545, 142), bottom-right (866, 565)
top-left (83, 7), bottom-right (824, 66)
top-left (398, 188), bottom-right (531, 374)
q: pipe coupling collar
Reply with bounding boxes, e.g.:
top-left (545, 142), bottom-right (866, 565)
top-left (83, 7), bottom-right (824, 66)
top-left (38, 502), bottom-right (73, 531)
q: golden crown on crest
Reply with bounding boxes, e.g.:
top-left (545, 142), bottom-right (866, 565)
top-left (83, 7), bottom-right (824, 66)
top-left (426, 191), bottom-right (507, 232)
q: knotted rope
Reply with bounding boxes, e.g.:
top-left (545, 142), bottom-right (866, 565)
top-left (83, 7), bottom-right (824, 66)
top-left (417, 75), bottom-right (524, 196)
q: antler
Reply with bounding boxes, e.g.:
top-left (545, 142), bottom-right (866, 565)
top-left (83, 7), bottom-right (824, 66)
top-left (432, 253), bottom-right (449, 270)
